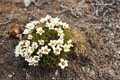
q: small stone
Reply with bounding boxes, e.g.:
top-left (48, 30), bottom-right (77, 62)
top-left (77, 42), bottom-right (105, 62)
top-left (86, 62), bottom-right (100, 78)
top-left (52, 77), bottom-right (55, 80)
top-left (8, 74), bottom-right (13, 78)
top-left (90, 70), bottom-right (95, 76)
top-left (24, 0), bottom-right (35, 7)
top-left (55, 69), bottom-right (59, 76)
top-left (116, 25), bottom-right (119, 28)
top-left (81, 67), bottom-right (85, 72)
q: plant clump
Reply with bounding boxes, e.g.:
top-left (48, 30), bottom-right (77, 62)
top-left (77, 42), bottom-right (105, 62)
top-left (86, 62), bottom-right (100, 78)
top-left (14, 15), bottom-right (73, 69)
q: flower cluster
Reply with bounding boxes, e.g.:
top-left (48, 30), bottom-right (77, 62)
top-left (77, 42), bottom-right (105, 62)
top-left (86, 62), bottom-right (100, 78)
top-left (15, 15), bottom-right (73, 69)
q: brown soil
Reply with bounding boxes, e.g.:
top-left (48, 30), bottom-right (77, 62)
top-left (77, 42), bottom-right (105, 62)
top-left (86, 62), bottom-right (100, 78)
top-left (0, 0), bottom-right (120, 80)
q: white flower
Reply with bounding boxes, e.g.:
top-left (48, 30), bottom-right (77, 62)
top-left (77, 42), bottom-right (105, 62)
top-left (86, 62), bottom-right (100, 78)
top-left (46, 22), bottom-right (55, 30)
top-left (56, 39), bottom-right (64, 47)
top-left (62, 44), bottom-right (70, 52)
top-left (48, 40), bottom-right (56, 47)
top-left (45, 15), bottom-right (51, 21)
top-left (24, 52), bottom-right (31, 57)
top-left (58, 58), bottom-right (68, 69)
top-left (58, 30), bottom-right (64, 37)
top-left (25, 22), bottom-right (35, 29)
top-left (14, 45), bottom-right (21, 57)
top-left (20, 48), bottom-right (26, 57)
top-left (33, 62), bottom-right (39, 66)
top-left (54, 17), bottom-right (60, 22)
top-left (31, 21), bottom-right (40, 25)
top-left (41, 45), bottom-right (51, 54)
top-left (32, 42), bottom-right (38, 49)
top-left (25, 55), bottom-right (30, 61)
top-left (59, 37), bottom-right (64, 41)
top-left (37, 49), bottom-right (43, 57)
top-left (67, 39), bottom-right (73, 47)
top-left (40, 18), bottom-right (46, 23)
top-left (36, 27), bottom-right (45, 35)
top-left (29, 62), bottom-right (34, 66)
top-left (25, 40), bottom-right (30, 47)
top-left (25, 56), bottom-right (32, 62)
top-left (40, 15), bottom-right (51, 23)
top-left (33, 56), bottom-right (40, 63)
top-left (28, 34), bottom-right (33, 39)
top-left (53, 46), bottom-right (62, 55)
top-left (59, 36), bottom-right (64, 39)
top-left (51, 17), bottom-right (60, 26)
top-left (18, 40), bottom-right (25, 47)
top-left (28, 46), bottom-right (34, 53)
top-left (23, 29), bottom-right (30, 34)
top-left (58, 21), bottom-right (63, 25)
top-left (27, 57), bottom-right (34, 66)
top-left (55, 27), bottom-right (62, 32)
top-left (38, 40), bottom-right (45, 45)
top-left (62, 22), bottom-right (69, 28)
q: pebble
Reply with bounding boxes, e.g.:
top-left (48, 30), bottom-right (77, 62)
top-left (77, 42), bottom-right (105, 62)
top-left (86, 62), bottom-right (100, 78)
top-left (81, 67), bottom-right (85, 72)
top-left (8, 74), bottom-right (13, 78)
top-left (55, 69), bottom-right (59, 76)
top-left (90, 70), bottom-right (95, 76)
top-left (52, 77), bottom-right (55, 80)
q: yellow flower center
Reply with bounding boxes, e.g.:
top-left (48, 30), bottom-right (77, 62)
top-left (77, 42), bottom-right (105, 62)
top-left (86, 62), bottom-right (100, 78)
top-left (33, 45), bottom-right (37, 48)
top-left (18, 50), bottom-right (20, 54)
top-left (50, 25), bottom-right (53, 28)
top-left (59, 32), bottom-right (62, 35)
top-left (30, 48), bottom-right (34, 51)
top-left (64, 46), bottom-right (68, 50)
top-left (55, 49), bottom-right (60, 52)
top-left (39, 30), bottom-right (43, 33)
top-left (51, 42), bottom-right (55, 46)
top-left (34, 57), bottom-right (38, 61)
top-left (22, 50), bottom-right (25, 53)
top-left (64, 25), bottom-right (66, 28)
top-left (27, 44), bottom-right (30, 47)
top-left (29, 25), bottom-right (32, 28)
top-left (44, 49), bottom-right (48, 52)
top-left (27, 53), bottom-right (31, 56)
top-left (41, 42), bottom-right (44, 45)
top-left (58, 42), bottom-right (61, 45)
top-left (61, 61), bottom-right (65, 65)
top-left (25, 56), bottom-right (29, 59)
top-left (39, 52), bottom-right (42, 56)
top-left (20, 44), bottom-right (23, 47)
top-left (68, 42), bottom-right (71, 45)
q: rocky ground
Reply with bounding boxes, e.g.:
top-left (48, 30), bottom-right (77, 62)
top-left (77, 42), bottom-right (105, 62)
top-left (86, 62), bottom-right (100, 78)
top-left (0, 0), bottom-right (120, 80)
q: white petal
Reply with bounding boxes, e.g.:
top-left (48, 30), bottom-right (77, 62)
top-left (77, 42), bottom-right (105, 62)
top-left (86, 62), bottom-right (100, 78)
top-left (61, 66), bottom-right (65, 69)
top-left (60, 58), bottom-right (64, 62)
